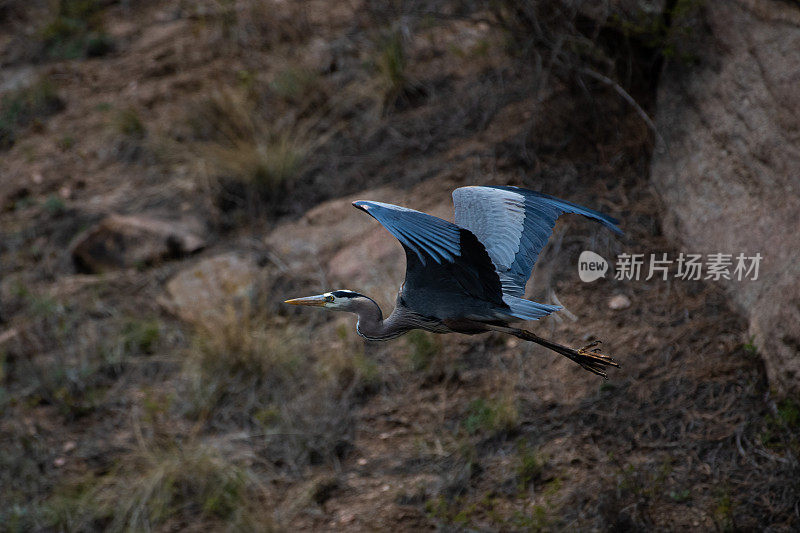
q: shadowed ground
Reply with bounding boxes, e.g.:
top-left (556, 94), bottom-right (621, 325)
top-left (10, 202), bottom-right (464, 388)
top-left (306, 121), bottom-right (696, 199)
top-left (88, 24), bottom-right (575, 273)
top-left (0, 1), bottom-right (797, 530)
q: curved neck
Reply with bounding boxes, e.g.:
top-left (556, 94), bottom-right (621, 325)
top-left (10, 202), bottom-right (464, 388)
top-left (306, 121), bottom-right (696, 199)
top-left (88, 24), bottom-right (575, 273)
top-left (353, 296), bottom-right (409, 341)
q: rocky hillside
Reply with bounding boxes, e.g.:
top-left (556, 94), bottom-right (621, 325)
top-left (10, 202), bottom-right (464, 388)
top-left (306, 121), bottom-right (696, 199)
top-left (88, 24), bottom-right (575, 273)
top-left (1, 1), bottom-right (798, 531)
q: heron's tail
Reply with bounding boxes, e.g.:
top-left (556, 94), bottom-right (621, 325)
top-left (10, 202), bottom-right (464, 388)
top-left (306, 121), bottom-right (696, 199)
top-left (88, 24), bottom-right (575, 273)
top-left (501, 296), bottom-right (561, 322)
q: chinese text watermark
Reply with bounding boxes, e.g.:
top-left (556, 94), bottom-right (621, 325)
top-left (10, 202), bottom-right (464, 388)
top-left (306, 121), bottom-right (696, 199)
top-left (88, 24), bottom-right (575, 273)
top-left (579, 252), bottom-right (762, 282)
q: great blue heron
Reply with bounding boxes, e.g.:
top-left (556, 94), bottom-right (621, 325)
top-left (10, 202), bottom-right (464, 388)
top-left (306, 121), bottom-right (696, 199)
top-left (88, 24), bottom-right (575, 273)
top-left (285, 185), bottom-right (622, 377)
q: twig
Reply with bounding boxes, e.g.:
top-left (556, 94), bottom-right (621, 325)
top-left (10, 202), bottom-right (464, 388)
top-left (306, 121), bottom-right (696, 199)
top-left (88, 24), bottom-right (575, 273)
top-left (550, 290), bottom-right (578, 322)
top-left (753, 447), bottom-right (793, 465)
top-left (579, 67), bottom-right (664, 146)
top-left (0, 328), bottom-right (18, 346)
top-left (735, 425), bottom-right (759, 469)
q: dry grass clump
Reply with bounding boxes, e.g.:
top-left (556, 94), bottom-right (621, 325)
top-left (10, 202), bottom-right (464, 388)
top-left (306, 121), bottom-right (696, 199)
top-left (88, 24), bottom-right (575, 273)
top-left (260, 381), bottom-right (357, 470)
top-left (0, 291), bottom-right (162, 419)
top-left (38, 0), bottom-right (114, 59)
top-left (316, 324), bottom-right (381, 395)
top-left (462, 393), bottom-right (518, 436)
top-left (374, 30), bottom-right (408, 107)
top-left (43, 438), bottom-right (271, 532)
top-left (184, 307), bottom-right (302, 426)
top-left (214, 135), bottom-right (306, 191)
top-left (187, 88), bottom-right (257, 144)
top-left (404, 330), bottom-right (442, 372)
top-left (237, 0), bottom-right (312, 48)
top-left (183, 308), bottom-right (363, 470)
top-left (0, 415), bottom-right (58, 530)
top-left (187, 0), bottom-right (312, 51)
top-left (107, 106), bottom-right (150, 162)
top-left (112, 107), bottom-right (146, 138)
top-left (270, 66), bottom-right (324, 109)
top-left (188, 88), bottom-right (309, 197)
top-left (369, 28), bottom-right (427, 112)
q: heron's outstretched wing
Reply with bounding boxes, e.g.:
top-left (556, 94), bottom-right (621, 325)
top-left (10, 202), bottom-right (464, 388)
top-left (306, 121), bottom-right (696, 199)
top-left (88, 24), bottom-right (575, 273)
top-left (352, 200), bottom-right (505, 309)
top-left (452, 186), bottom-right (622, 297)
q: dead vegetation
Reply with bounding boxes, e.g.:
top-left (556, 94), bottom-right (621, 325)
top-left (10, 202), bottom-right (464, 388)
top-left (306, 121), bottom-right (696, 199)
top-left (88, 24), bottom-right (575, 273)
top-left (181, 305), bottom-right (364, 471)
top-left (0, 0), bottom-right (797, 531)
top-left (0, 77), bottom-right (64, 151)
top-left (39, 0), bottom-right (115, 59)
top-left (44, 437), bottom-right (271, 532)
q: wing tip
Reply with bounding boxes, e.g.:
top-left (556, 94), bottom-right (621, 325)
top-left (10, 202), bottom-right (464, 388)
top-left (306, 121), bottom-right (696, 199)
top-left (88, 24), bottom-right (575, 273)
top-left (597, 215), bottom-right (623, 235)
top-left (599, 215), bottom-right (624, 236)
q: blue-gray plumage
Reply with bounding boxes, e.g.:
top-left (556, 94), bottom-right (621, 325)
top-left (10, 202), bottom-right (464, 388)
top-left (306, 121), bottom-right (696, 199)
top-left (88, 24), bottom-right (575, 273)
top-left (286, 186), bottom-right (622, 378)
top-left (453, 186), bottom-right (622, 297)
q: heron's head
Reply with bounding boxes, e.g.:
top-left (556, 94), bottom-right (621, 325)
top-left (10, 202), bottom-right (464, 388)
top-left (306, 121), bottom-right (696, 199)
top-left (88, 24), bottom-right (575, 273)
top-left (284, 289), bottom-right (372, 312)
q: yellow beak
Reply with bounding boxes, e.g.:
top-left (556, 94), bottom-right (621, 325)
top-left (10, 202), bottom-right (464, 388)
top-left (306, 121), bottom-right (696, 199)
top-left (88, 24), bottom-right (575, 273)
top-left (284, 295), bottom-right (327, 307)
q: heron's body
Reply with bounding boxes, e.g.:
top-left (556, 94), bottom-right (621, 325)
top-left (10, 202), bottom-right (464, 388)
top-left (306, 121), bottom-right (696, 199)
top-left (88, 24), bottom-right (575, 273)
top-left (353, 293), bottom-right (492, 341)
top-left (286, 185), bottom-right (623, 377)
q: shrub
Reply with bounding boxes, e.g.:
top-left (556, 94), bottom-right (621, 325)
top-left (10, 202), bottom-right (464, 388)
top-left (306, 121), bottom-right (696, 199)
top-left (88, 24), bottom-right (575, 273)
top-left (374, 30), bottom-right (408, 107)
top-left (183, 309), bottom-right (358, 470)
top-left (212, 135), bottom-right (305, 192)
top-left (44, 441), bottom-right (266, 532)
top-left (189, 89), bottom-right (308, 194)
top-left (463, 395), bottom-right (518, 435)
top-left (0, 78), bottom-right (64, 151)
top-left (184, 308), bottom-right (302, 425)
top-left (39, 0), bottom-right (114, 59)
top-left (113, 107), bottom-right (145, 138)
top-left (405, 330), bottom-right (441, 371)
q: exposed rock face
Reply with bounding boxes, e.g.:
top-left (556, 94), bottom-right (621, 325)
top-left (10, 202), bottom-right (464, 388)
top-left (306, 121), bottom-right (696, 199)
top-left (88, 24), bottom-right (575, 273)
top-left (264, 187), bottom-right (406, 310)
top-left (164, 252), bottom-right (260, 326)
top-left (71, 214), bottom-right (206, 273)
top-left (650, 1), bottom-right (800, 397)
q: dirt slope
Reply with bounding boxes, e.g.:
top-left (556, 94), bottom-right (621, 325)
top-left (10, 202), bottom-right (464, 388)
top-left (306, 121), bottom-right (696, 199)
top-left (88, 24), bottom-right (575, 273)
top-left (1, 1), bottom-right (797, 531)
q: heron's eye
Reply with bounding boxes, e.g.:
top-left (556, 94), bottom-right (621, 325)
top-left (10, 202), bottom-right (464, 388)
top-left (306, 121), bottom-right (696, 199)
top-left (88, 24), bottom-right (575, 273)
top-left (325, 295), bottom-right (334, 302)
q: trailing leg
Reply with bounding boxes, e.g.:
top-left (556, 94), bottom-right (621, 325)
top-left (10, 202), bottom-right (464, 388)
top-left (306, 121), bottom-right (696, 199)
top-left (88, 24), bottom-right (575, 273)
top-left (487, 325), bottom-right (620, 379)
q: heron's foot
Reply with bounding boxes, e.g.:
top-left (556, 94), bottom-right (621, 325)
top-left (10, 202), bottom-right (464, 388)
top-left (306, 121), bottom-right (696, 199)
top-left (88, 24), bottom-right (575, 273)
top-left (497, 326), bottom-right (621, 379)
top-left (569, 340), bottom-right (620, 379)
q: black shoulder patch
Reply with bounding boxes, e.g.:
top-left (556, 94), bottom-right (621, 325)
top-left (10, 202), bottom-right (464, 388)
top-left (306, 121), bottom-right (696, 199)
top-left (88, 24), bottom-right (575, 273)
top-left (453, 228), bottom-right (506, 306)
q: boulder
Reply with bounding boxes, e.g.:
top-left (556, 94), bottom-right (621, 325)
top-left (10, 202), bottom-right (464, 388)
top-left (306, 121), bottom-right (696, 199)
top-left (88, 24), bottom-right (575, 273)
top-left (71, 214), bottom-right (206, 273)
top-left (264, 187), bottom-right (405, 307)
top-left (164, 252), bottom-right (260, 326)
top-left (650, 1), bottom-right (800, 397)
